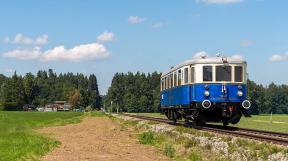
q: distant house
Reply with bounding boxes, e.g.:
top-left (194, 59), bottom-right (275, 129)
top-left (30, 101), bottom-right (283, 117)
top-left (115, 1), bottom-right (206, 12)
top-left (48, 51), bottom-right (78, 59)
top-left (23, 104), bottom-right (36, 111)
top-left (36, 101), bottom-right (71, 112)
top-left (36, 104), bottom-right (57, 112)
top-left (54, 101), bottom-right (71, 111)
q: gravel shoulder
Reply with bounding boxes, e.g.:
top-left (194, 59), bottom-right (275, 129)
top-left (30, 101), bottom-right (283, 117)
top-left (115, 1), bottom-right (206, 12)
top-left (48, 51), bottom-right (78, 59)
top-left (38, 117), bottom-right (171, 161)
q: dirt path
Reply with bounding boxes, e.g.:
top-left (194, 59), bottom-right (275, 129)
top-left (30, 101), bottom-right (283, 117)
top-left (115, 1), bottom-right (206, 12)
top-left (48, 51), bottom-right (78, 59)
top-left (39, 117), bottom-right (171, 161)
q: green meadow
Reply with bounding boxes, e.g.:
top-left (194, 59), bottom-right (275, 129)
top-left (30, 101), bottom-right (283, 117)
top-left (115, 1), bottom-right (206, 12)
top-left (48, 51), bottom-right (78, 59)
top-left (230, 114), bottom-right (288, 133)
top-left (134, 113), bottom-right (288, 133)
top-left (0, 111), bottom-right (84, 161)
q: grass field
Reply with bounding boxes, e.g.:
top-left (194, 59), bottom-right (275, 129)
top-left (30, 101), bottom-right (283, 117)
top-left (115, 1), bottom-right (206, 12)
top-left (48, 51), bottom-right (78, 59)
top-left (0, 111), bottom-right (84, 161)
top-left (133, 113), bottom-right (288, 133)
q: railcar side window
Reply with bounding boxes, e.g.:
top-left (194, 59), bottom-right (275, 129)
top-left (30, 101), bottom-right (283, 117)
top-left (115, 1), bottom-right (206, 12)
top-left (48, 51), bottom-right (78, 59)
top-left (174, 72), bottom-right (177, 87)
top-left (165, 77), bottom-right (168, 90)
top-left (178, 70), bottom-right (182, 85)
top-left (203, 66), bottom-right (213, 82)
top-left (184, 68), bottom-right (188, 84)
top-left (167, 75), bottom-right (170, 89)
top-left (216, 66), bottom-right (231, 81)
top-left (170, 74), bottom-right (173, 88)
top-left (235, 66), bottom-right (243, 82)
top-left (161, 78), bottom-right (164, 91)
top-left (190, 66), bottom-right (195, 83)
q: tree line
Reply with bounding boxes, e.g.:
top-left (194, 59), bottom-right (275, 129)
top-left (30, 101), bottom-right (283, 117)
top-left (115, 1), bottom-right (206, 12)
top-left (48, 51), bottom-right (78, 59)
top-left (0, 70), bottom-right (287, 114)
top-left (104, 72), bottom-right (161, 113)
top-left (248, 80), bottom-right (288, 114)
top-left (0, 69), bottom-right (101, 111)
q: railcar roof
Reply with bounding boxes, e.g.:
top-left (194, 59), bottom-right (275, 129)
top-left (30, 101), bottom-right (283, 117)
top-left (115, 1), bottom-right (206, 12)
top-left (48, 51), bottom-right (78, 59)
top-left (162, 56), bottom-right (246, 76)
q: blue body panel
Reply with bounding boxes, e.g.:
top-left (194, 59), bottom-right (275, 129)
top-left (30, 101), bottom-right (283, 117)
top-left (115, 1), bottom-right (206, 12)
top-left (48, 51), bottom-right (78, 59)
top-left (161, 84), bottom-right (247, 107)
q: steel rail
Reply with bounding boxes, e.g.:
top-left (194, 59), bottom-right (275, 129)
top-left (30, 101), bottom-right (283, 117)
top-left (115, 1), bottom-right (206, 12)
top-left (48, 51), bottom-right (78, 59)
top-left (121, 113), bottom-right (288, 146)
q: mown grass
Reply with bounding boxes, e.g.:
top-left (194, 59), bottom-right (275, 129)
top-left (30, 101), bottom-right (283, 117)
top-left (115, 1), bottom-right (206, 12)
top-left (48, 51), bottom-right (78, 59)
top-left (87, 111), bottom-right (107, 117)
top-left (134, 113), bottom-right (288, 133)
top-left (0, 111), bottom-right (84, 161)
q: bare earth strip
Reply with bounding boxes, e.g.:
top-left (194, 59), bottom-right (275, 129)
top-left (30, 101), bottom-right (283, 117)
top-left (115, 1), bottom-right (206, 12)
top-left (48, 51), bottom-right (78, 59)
top-left (39, 117), bottom-right (171, 161)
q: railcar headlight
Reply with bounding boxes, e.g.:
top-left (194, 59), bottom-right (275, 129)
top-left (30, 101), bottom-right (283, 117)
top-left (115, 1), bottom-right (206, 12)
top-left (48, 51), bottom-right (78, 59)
top-left (204, 90), bottom-right (210, 97)
top-left (237, 91), bottom-right (243, 97)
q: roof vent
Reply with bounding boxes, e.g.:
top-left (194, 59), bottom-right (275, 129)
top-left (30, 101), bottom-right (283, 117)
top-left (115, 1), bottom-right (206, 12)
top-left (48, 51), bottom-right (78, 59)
top-left (201, 55), bottom-right (207, 59)
top-left (222, 57), bottom-right (228, 63)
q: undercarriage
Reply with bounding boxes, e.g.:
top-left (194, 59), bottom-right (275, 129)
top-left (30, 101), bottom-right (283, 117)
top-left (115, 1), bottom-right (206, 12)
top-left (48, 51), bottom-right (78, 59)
top-left (162, 103), bottom-right (243, 126)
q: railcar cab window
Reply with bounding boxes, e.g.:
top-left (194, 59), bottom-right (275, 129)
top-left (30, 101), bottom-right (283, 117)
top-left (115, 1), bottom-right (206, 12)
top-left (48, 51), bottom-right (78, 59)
top-left (216, 65), bottom-right (231, 81)
top-left (178, 70), bottom-right (182, 85)
top-left (235, 66), bottom-right (243, 82)
top-left (184, 68), bottom-right (188, 84)
top-left (203, 66), bottom-right (213, 82)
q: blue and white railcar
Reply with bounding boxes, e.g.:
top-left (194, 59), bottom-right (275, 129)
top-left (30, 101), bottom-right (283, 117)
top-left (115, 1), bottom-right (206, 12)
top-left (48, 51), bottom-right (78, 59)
top-left (160, 56), bottom-right (251, 126)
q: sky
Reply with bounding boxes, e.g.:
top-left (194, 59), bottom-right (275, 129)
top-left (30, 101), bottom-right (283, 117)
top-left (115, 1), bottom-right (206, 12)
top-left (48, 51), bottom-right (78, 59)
top-left (0, 0), bottom-right (288, 94)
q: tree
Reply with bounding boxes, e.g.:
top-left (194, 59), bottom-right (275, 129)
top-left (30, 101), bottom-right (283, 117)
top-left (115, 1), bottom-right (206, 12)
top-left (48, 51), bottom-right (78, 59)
top-left (88, 74), bottom-right (101, 109)
top-left (23, 73), bottom-right (38, 104)
top-left (69, 90), bottom-right (82, 109)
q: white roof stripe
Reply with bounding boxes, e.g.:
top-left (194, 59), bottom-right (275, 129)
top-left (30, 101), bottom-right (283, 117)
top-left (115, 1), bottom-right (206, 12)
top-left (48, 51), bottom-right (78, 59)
top-left (162, 56), bottom-right (246, 76)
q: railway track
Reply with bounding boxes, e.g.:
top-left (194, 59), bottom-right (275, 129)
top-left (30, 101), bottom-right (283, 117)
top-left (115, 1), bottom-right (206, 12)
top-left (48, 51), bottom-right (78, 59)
top-left (121, 113), bottom-right (288, 146)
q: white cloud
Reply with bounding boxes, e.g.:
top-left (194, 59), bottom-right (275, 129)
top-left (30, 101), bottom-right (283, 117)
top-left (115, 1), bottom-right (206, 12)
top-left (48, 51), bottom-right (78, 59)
top-left (128, 16), bottom-right (147, 24)
top-left (197, 0), bottom-right (242, 4)
top-left (97, 32), bottom-right (114, 42)
top-left (3, 43), bottom-right (109, 62)
top-left (41, 43), bottom-right (109, 61)
top-left (3, 33), bottom-right (48, 45)
top-left (193, 51), bottom-right (209, 58)
top-left (240, 40), bottom-right (253, 47)
top-left (3, 47), bottom-right (42, 60)
top-left (269, 53), bottom-right (288, 62)
top-left (152, 22), bottom-right (163, 29)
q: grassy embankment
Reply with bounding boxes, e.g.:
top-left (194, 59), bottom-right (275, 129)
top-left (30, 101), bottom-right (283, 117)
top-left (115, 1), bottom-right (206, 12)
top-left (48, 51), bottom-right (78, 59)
top-left (0, 111), bottom-right (84, 161)
top-left (134, 113), bottom-right (288, 133)
top-left (115, 114), bottom-right (288, 161)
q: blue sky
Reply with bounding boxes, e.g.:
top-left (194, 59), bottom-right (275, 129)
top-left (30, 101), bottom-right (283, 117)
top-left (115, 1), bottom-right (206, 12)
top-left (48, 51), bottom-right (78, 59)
top-left (1, 0), bottom-right (288, 94)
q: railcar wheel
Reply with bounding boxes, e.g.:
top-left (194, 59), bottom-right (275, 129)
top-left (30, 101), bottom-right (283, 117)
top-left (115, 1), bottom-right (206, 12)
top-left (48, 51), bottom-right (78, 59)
top-left (173, 118), bottom-right (177, 124)
top-left (223, 120), bottom-right (229, 127)
top-left (230, 113), bottom-right (242, 124)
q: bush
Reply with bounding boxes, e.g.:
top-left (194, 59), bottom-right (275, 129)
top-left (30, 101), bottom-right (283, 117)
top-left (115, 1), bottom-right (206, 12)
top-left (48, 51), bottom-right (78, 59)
top-left (189, 151), bottom-right (202, 161)
top-left (164, 143), bottom-right (175, 158)
top-left (0, 102), bottom-right (20, 111)
top-left (85, 106), bottom-right (93, 112)
top-left (138, 131), bottom-right (155, 145)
